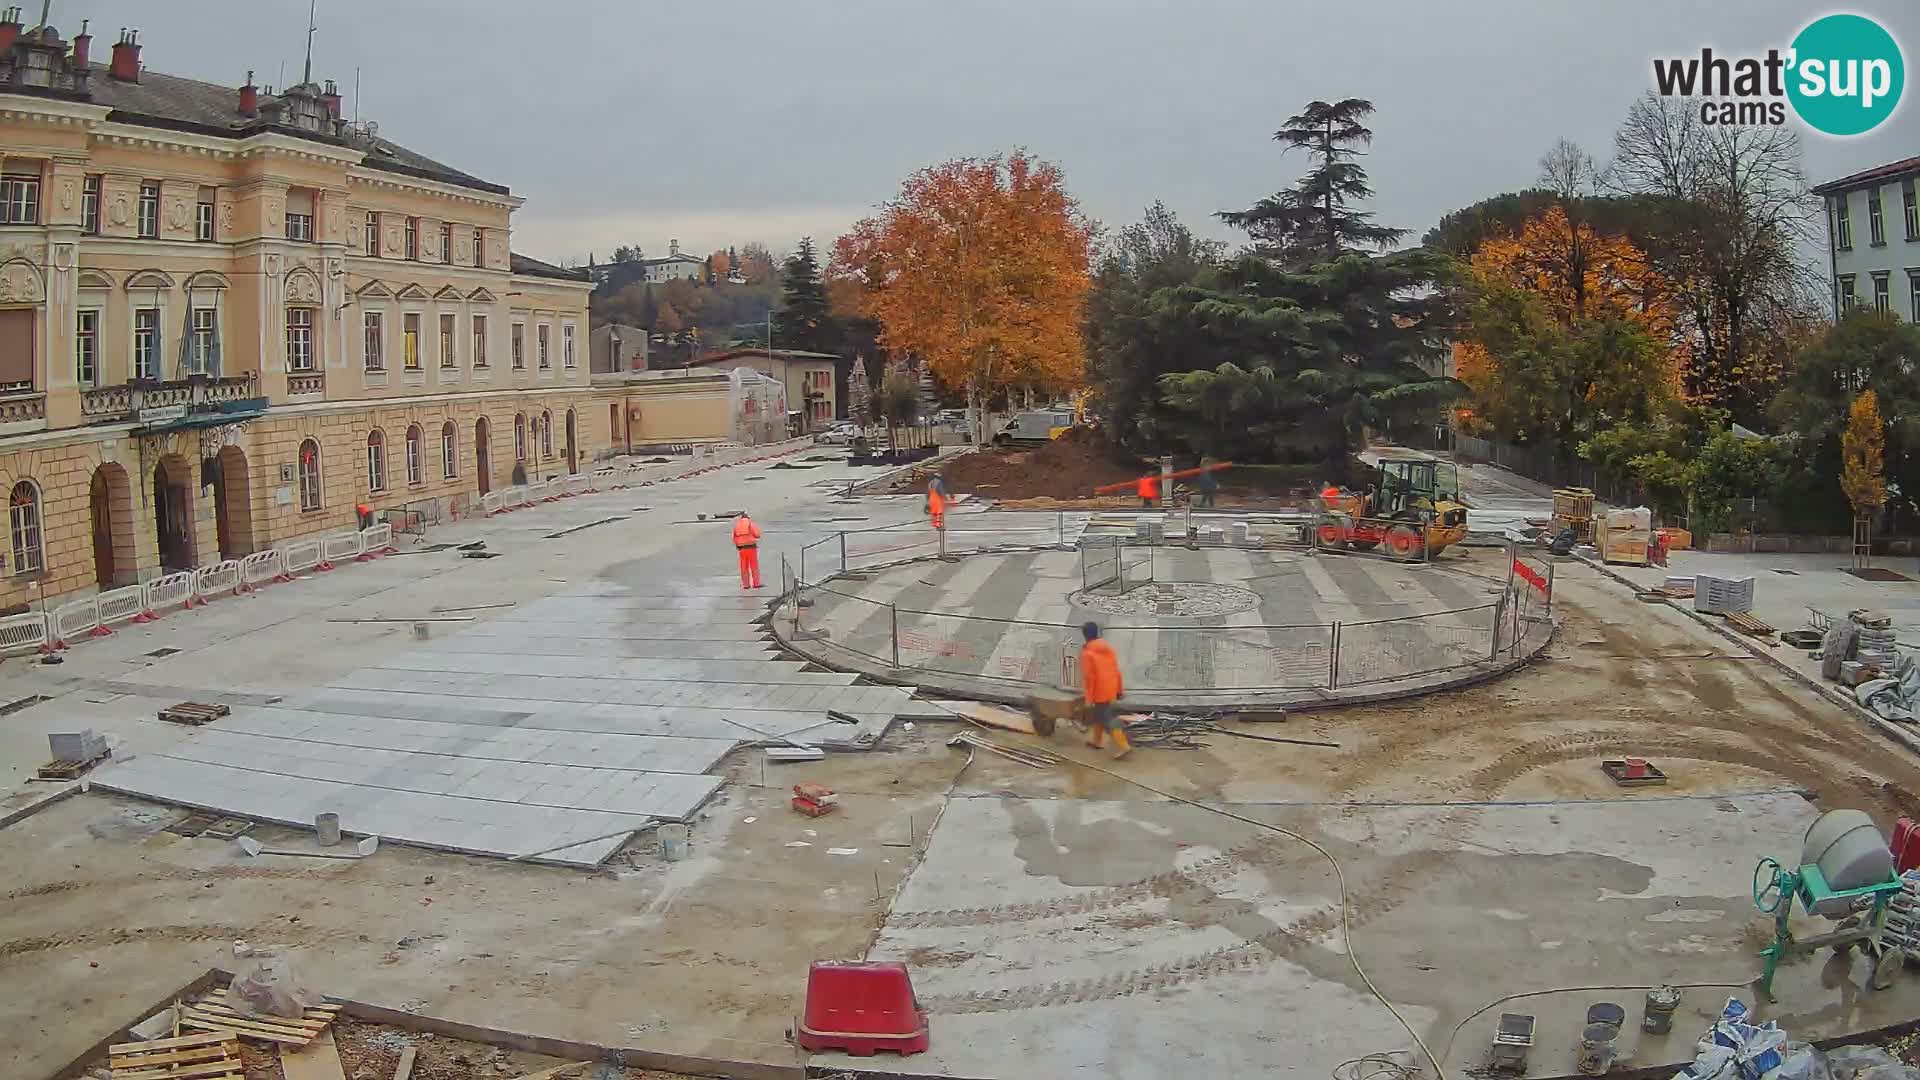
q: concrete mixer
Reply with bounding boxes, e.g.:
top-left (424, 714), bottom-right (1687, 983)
top-left (1753, 809), bottom-right (1906, 1000)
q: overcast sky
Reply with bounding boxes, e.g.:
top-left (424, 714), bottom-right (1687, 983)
top-left (70, 0), bottom-right (1920, 264)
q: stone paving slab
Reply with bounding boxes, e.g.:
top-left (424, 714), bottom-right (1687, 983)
top-left (418, 637), bottom-right (777, 661)
top-left (89, 755), bottom-right (652, 867)
top-left (372, 652), bottom-right (853, 685)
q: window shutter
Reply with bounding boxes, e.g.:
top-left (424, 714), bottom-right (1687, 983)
top-left (0, 309), bottom-right (32, 387)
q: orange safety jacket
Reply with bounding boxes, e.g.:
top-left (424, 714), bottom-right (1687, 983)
top-left (732, 516), bottom-right (762, 549)
top-left (1080, 638), bottom-right (1124, 704)
top-left (1137, 475), bottom-right (1159, 500)
top-left (927, 489), bottom-right (945, 515)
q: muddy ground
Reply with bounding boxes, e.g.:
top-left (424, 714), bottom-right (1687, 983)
top-left (9, 558), bottom-right (1920, 1079)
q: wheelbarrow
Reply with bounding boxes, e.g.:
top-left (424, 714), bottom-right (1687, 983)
top-left (1025, 687), bottom-right (1086, 739)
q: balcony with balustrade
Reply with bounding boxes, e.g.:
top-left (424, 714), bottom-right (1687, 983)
top-left (80, 372), bottom-right (268, 430)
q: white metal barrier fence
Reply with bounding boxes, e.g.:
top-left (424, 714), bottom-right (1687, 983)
top-left (193, 559), bottom-right (243, 599)
top-left (143, 570), bottom-right (195, 616)
top-left (281, 538), bottom-right (323, 574)
top-left (320, 531), bottom-right (363, 568)
top-left (95, 583), bottom-right (147, 628)
top-left (241, 549), bottom-right (286, 588)
top-left (0, 610), bottom-right (47, 655)
top-left (51, 596), bottom-right (100, 646)
top-left (358, 522), bottom-right (394, 558)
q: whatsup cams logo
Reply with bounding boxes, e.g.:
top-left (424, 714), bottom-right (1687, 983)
top-left (1652, 13), bottom-right (1905, 136)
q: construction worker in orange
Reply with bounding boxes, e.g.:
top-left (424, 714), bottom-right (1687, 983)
top-left (731, 512), bottom-right (763, 590)
top-left (926, 476), bottom-right (947, 531)
top-left (1079, 622), bottom-right (1132, 758)
top-left (1136, 471), bottom-right (1159, 509)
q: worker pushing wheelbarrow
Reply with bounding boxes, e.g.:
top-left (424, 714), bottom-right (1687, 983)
top-left (1026, 623), bottom-right (1132, 758)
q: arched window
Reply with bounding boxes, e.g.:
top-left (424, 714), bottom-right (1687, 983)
top-left (514, 414), bottom-right (527, 462)
top-left (441, 421), bottom-right (457, 479)
top-left (405, 424), bottom-right (423, 486)
top-left (541, 410), bottom-right (553, 459)
top-left (366, 429), bottom-right (387, 492)
top-left (298, 439), bottom-right (322, 511)
top-left (8, 480), bottom-right (42, 574)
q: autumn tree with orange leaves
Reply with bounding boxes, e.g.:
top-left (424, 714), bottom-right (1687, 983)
top-left (830, 152), bottom-right (1094, 442)
top-left (1454, 204), bottom-right (1685, 447)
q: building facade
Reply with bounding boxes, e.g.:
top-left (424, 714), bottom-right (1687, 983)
top-left (0, 15), bottom-right (613, 611)
top-left (1815, 155), bottom-right (1920, 321)
top-left (638, 240), bottom-right (704, 283)
top-left (589, 322), bottom-right (647, 374)
top-left (690, 348), bottom-right (839, 433)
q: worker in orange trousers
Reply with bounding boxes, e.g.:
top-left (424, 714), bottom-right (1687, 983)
top-left (1079, 622), bottom-right (1131, 758)
top-left (732, 512), bottom-right (763, 590)
top-left (926, 476), bottom-right (947, 531)
top-left (1136, 472), bottom-right (1159, 509)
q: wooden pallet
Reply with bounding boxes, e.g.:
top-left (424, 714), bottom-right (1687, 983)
top-left (35, 748), bottom-right (110, 780)
top-left (176, 990), bottom-right (340, 1046)
top-left (1724, 611), bottom-right (1775, 637)
top-left (158, 702), bottom-right (230, 726)
top-left (109, 1029), bottom-right (244, 1079)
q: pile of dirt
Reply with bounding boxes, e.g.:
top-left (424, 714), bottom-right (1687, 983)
top-left (915, 428), bottom-right (1145, 500)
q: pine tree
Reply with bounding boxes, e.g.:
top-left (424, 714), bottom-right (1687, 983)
top-left (847, 354), bottom-right (873, 429)
top-left (1218, 98), bottom-right (1407, 268)
top-left (1155, 99), bottom-right (1460, 471)
top-left (773, 237), bottom-right (835, 354)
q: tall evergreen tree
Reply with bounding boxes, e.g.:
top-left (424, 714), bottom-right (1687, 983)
top-left (1154, 99), bottom-right (1461, 471)
top-left (1218, 98), bottom-right (1407, 267)
top-left (773, 237), bottom-right (835, 354)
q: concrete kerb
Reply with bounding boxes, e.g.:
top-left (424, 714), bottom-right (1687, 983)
top-left (1571, 553), bottom-right (1920, 759)
top-left (48, 967), bottom-right (805, 1080)
top-left (772, 543), bottom-right (1557, 714)
top-left (846, 445), bottom-right (973, 496)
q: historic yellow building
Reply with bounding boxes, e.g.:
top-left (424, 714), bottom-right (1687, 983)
top-left (0, 15), bottom-right (617, 610)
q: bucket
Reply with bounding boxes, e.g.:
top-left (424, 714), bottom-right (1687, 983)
top-left (1643, 986), bottom-right (1681, 1033)
top-left (1577, 1023), bottom-right (1619, 1075)
top-left (315, 812), bottom-right (342, 847)
top-left (1622, 757), bottom-right (1648, 779)
top-left (659, 824), bottom-right (690, 861)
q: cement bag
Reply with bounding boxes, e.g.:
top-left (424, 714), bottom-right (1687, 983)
top-left (1679, 1046), bottom-right (1738, 1080)
top-left (1824, 1047), bottom-right (1899, 1080)
top-left (1772, 1043), bottom-right (1827, 1080)
top-left (225, 940), bottom-right (320, 1018)
top-left (1822, 622), bottom-right (1858, 680)
top-left (1735, 1025), bottom-right (1787, 1080)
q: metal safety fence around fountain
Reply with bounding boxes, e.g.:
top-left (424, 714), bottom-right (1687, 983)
top-left (778, 525), bottom-right (1556, 696)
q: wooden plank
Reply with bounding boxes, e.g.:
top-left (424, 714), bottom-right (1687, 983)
top-left (114, 1057), bottom-right (245, 1080)
top-left (177, 1010), bottom-right (314, 1045)
top-left (109, 1042), bottom-right (235, 1068)
top-left (511, 1065), bottom-right (587, 1080)
top-left (280, 1030), bottom-right (347, 1080)
top-left (188, 999), bottom-right (329, 1030)
top-left (110, 1031), bottom-right (233, 1054)
top-left (391, 1046), bottom-right (417, 1080)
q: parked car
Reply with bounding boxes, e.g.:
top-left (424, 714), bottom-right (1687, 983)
top-left (992, 410), bottom-right (1075, 446)
top-left (814, 422), bottom-right (860, 446)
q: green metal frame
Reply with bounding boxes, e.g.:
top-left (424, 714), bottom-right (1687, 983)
top-left (1754, 858), bottom-right (1903, 999)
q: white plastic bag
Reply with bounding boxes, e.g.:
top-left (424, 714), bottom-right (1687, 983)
top-left (1825, 1047), bottom-right (1900, 1080)
top-left (225, 940), bottom-right (319, 1019)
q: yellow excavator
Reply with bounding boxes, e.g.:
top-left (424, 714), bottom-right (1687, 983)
top-left (1316, 457), bottom-right (1471, 560)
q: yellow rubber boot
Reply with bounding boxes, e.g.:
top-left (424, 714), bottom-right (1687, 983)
top-left (1110, 728), bottom-right (1132, 759)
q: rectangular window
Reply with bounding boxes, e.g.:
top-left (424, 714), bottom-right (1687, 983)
top-left (1840, 274), bottom-right (1858, 311)
top-left (512, 323), bottom-right (525, 369)
top-left (406, 432), bottom-right (423, 486)
top-left (405, 217), bottom-right (419, 259)
top-left (75, 309), bottom-right (98, 386)
top-left (138, 182), bottom-right (159, 238)
top-left (538, 324), bottom-right (550, 369)
top-left (189, 308), bottom-right (216, 373)
top-left (197, 201), bottom-right (215, 242)
top-left (473, 227), bottom-right (485, 266)
top-left (402, 313), bottom-right (421, 370)
top-left (285, 211), bottom-right (312, 242)
top-left (563, 324), bottom-right (576, 368)
top-left (472, 315), bottom-right (488, 368)
top-left (439, 313), bottom-right (456, 368)
top-left (81, 175), bottom-right (100, 234)
top-left (1836, 198), bottom-right (1853, 250)
top-left (286, 307), bottom-right (315, 371)
top-left (1911, 271), bottom-right (1920, 322)
top-left (364, 210), bottom-right (379, 256)
top-left (1870, 189), bottom-right (1886, 246)
top-left (133, 308), bottom-right (160, 379)
top-left (0, 174), bottom-right (39, 225)
top-left (1874, 272), bottom-right (1891, 313)
top-left (363, 312), bottom-right (384, 371)
top-left (1907, 179), bottom-right (1919, 241)
top-left (440, 222), bottom-right (452, 262)
top-left (442, 425), bottom-right (457, 479)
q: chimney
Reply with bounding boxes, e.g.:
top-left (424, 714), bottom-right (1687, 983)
top-left (321, 78), bottom-right (341, 118)
top-left (0, 8), bottom-right (22, 54)
top-left (109, 27), bottom-right (138, 82)
top-left (70, 18), bottom-right (89, 66)
top-left (239, 70), bottom-right (257, 117)
top-left (669, 239), bottom-right (680, 257)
